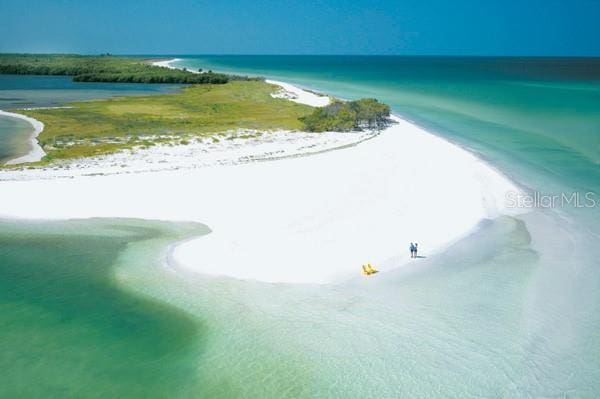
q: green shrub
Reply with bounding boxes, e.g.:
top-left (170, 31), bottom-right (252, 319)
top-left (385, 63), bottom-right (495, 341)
top-left (300, 98), bottom-right (390, 132)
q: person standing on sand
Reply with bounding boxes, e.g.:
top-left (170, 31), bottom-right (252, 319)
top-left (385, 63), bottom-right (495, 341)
top-left (410, 243), bottom-right (415, 258)
top-left (414, 243), bottom-right (418, 258)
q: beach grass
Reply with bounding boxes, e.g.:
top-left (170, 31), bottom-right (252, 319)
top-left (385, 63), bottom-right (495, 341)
top-left (14, 81), bottom-right (312, 162)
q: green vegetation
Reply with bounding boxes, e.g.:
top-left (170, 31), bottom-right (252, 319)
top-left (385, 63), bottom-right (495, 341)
top-left (0, 54), bottom-right (256, 84)
top-left (0, 54), bottom-right (393, 166)
top-left (300, 98), bottom-right (391, 132)
top-left (15, 80), bottom-right (312, 162)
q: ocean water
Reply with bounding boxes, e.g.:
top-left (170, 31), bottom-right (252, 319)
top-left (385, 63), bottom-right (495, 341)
top-left (1, 57), bottom-right (599, 397)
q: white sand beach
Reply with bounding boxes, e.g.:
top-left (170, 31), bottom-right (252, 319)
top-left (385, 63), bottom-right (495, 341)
top-left (0, 79), bottom-right (523, 284)
top-left (0, 129), bottom-right (378, 180)
top-left (0, 110), bottom-right (45, 165)
top-left (152, 59), bottom-right (331, 107)
top-left (152, 58), bottom-right (183, 69)
top-left (267, 79), bottom-right (330, 107)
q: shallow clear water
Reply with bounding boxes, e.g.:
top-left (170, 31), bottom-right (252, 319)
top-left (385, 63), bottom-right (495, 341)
top-left (1, 57), bottom-right (599, 397)
top-left (0, 219), bottom-right (208, 398)
top-left (0, 115), bottom-right (33, 164)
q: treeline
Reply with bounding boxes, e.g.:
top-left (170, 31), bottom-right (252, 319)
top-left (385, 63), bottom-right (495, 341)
top-left (0, 54), bottom-right (257, 84)
top-left (74, 72), bottom-right (231, 84)
top-left (300, 98), bottom-right (391, 132)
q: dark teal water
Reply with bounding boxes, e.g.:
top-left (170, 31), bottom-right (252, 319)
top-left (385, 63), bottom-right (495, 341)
top-left (0, 74), bottom-right (181, 109)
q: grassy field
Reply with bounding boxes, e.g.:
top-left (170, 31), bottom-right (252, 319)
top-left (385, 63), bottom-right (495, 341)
top-left (16, 81), bottom-right (312, 162)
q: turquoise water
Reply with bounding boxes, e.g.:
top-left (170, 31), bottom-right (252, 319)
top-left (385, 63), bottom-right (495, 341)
top-left (0, 219), bottom-right (208, 398)
top-left (1, 57), bottom-right (600, 397)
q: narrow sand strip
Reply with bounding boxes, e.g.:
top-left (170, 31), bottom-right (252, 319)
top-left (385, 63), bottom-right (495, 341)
top-left (152, 59), bottom-right (330, 107)
top-left (0, 110), bottom-right (45, 165)
top-left (152, 58), bottom-right (183, 69)
top-left (266, 79), bottom-right (330, 107)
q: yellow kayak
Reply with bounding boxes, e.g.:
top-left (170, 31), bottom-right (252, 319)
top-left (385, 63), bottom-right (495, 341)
top-left (362, 263), bottom-right (379, 276)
